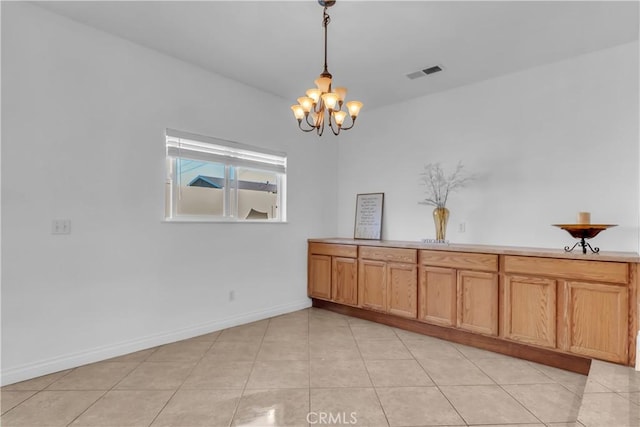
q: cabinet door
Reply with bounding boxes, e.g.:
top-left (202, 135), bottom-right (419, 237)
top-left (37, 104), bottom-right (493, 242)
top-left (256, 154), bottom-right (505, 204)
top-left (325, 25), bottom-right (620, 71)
top-left (504, 275), bottom-right (556, 348)
top-left (332, 257), bottom-right (358, 306)
top-left (418, 266), bottom-right (457, 326)
top-left (358, 259), bottom-right (387, 311)
top-left (387, 263), bottom-right (418, 318)
top-left (457, 270), bottom-right (499, 336)
top-left (560, 280), bottom-right (628, 363)
top-left (308, 254), bottom-right (332, 300)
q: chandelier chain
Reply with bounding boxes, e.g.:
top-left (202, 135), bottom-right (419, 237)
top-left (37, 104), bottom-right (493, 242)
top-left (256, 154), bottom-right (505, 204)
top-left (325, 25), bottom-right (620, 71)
top-left (322, 8), bottom-right (331, 75)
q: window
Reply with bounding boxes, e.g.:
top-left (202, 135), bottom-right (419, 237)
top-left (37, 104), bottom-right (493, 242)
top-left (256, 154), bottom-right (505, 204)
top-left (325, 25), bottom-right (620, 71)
top-left (165, 129), bottom-right (286, 222)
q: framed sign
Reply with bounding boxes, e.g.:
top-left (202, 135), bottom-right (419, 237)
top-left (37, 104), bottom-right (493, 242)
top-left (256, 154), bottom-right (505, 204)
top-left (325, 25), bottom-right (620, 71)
top-left (354, 193), bottom-right (384, 240)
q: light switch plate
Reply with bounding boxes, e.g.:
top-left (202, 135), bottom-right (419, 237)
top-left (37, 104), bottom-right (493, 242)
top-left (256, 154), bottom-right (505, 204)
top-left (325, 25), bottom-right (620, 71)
top-left (52, 219), bottom-right (71, 234)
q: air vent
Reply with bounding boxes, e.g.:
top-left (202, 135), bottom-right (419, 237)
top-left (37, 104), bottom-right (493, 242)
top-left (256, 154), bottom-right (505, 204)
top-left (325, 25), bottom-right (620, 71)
top-left (406, 65), bottom-right (444, 80)
top-left (423, 65), bottom-right (443, 75)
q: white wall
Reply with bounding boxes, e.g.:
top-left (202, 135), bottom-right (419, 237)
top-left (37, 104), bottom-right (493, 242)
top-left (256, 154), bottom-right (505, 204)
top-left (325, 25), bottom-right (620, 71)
top-left (337, 41), bottom-right (639, 252)
top-left (1, 2), bottom-right (338, 384)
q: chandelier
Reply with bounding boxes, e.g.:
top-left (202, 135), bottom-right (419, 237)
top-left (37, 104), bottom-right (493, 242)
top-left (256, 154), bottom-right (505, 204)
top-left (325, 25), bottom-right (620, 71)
top-left (290, 0), bottom-right (363, 136)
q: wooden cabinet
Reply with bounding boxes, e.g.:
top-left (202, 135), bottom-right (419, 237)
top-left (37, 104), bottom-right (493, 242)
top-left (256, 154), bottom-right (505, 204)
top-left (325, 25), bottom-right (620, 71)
top-left (309, 254), bottom-right (332, 300)
top-left (359, 259), bottom-right (387, 311)
top-left (504, 275), bottom-right (557, 348)
top-left (359, 247), bottom-right (418, 318)
top-left (308, 243), bottom-right (358, 305)
top-left (559, 280), bottom-right (628, 363)
top-left (505, 255), bottom-right (630, 363)
top-left (419, 251), bottom-right (499, 336)
top-left (387, 263), bottom-right (418, 318)
top-left (332, 257), bottom-right (358, 305)
top-left (308, 240), bottom-right (638, 367)
top-left (457, 270), bottom-right (499, 336)
top-left (418, 266), bottom-right (457, 327)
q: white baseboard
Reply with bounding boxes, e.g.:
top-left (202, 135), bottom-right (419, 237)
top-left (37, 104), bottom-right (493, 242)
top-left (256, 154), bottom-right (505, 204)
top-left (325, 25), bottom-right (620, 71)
top-left (1, 299), bottom-right (312, 386)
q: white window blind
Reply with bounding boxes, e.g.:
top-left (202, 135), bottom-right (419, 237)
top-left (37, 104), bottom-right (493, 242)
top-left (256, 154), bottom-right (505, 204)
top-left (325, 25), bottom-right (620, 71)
top-left (166, 129), bottom-right (286, 174)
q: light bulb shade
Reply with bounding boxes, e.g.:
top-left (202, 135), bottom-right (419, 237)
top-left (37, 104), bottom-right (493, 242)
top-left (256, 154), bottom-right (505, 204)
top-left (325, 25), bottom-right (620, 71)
top-left (311, 112), bottom-right (322, 127)
top-left (291, 105), bottom-right (305, 120)
top-left (315, 76), bottom-right (332, 93)
top-left (321, 92), bottom-right (339, 110)
top-left (334, 87), bottom-right (347, 102)
top-left (346, 100), bottom-right (363, 117)
top-left (306, 88), bottom-right (321, 103)
top-left (297, 96), bottom-right (314, 113)
top-left (333, 110), bottom-right (347, 127)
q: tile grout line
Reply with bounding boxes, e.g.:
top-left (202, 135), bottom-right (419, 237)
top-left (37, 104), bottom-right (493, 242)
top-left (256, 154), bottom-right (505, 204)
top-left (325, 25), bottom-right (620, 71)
top-left (525, 360), bottom-right (589, 398)
top-left (615, 390), bottom-right (640, 407)
top-left (145, 335), bottom-right (218, 427)
top-left (226, 318), bottom-right (269, 427)
top-left (352, 320), bottom-right (392, 427)
top-left (463, 356), bottom-right (549, 426)
top-left (496, 378), bottom-right (578, 426)
top-left (105, 345), bottom-right (160, 389)
top-left (64, 390), bottom-right (110, 427)
top-left (395, 330), bottom-right (471, 426)
top-left (488, 358), bottom-right (589, 423)
top-left (0, 389), bottom-right (38, 416)
top-left (63, 346), bottom-right (161, 426)
top-left (1, 367), bottom-right (79, 420)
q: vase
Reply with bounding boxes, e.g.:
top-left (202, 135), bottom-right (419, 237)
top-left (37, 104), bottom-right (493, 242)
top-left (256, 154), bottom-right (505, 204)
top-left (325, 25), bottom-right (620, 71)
top-left (433, 207), bottom-right (450, 241)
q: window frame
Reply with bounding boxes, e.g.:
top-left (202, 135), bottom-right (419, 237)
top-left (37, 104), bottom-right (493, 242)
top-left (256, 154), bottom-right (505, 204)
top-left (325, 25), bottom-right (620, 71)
top-left (165, 129), bottom-right (287, 223)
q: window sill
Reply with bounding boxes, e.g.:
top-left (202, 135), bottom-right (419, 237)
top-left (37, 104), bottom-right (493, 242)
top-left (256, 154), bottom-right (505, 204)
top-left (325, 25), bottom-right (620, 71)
top-left (162, 218), bottom-right (288, 224)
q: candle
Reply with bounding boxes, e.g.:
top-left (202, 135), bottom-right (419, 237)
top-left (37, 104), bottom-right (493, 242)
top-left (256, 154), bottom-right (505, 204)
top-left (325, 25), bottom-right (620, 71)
top-left (577, 212), bottom-right (591, 224)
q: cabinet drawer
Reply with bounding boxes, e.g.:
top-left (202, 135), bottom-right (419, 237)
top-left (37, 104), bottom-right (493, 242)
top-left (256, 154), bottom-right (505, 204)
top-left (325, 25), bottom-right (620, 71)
top-left (359, 246), bottom-right (417, 263)
top-left (419, 250), bottom-right (498, 272)
top-left (309, 243), bottom-right (357, 258)
top-left (504, 256), bottom-right (628, 284)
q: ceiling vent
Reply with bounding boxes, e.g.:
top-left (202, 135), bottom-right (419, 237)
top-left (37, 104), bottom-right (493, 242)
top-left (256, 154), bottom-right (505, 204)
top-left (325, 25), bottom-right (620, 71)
top-left (406, 65), bottom-right (443, 80)
top-left (423, 65), bottom-right (443, 75)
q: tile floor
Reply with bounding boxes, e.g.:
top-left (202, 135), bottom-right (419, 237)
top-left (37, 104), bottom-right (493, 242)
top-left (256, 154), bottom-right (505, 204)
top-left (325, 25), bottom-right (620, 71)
top-left (1, 307), bottom-right (638, 426)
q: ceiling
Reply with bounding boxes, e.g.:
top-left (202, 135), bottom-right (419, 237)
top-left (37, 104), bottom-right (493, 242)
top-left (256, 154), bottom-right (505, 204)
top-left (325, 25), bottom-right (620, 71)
top-left (33, 1), bottom-right (639, 111)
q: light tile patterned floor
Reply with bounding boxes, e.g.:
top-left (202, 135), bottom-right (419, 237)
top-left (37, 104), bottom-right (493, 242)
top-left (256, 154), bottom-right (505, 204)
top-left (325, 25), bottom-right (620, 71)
top-left (1, 307), bottom-right (638, 426)
top-left (577, 359), bottom-right (640, 427)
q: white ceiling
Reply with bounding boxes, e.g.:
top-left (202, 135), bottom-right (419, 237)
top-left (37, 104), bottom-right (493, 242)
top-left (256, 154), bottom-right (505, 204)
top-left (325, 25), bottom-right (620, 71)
top-left (33, 1), bottom-right (639, 110)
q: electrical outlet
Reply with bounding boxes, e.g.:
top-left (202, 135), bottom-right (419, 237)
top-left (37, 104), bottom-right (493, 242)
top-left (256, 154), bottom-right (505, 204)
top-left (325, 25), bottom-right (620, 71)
top-left (229, 290), bottom-right (235, 302)
top-left (52, 219), bottom-right (71, 234)
top-left (458, 222), bottom-right (466, 233)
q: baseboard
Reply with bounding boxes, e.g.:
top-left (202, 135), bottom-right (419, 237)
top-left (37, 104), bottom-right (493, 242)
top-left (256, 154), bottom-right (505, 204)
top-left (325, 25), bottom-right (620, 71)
top-left (1, 299), bottom-right (311, 386)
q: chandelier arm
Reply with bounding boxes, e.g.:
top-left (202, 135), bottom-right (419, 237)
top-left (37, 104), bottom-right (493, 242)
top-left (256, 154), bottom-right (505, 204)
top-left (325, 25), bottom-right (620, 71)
top-left (297, 120), bottom-right (316, 133)
top-left (328, 122), bottom-right (341, 136)
top-left (304, 113), bottom-right (316, 128)
top-left (340, 117), bottom-right (357, 131)
top-left (326, 113), bottom-right (341, 135)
